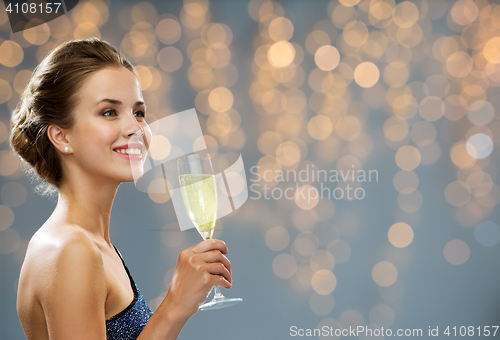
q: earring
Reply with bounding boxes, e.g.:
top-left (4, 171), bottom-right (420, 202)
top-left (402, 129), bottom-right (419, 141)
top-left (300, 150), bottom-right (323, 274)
top-left (64, 146), bottom-right (69, 153)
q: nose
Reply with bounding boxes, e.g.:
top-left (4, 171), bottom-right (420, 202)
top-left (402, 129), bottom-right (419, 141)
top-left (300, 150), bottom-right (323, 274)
top-left (123, 112), bottom-right (144, 139)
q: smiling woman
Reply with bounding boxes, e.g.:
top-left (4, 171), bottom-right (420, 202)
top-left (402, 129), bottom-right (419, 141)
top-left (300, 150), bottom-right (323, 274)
top-left (10, 38), bottom-right (233, 340)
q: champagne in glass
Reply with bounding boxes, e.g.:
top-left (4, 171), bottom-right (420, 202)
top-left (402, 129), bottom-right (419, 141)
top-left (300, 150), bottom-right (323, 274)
top-left (178, 174), bottom-right (217, 240)
top-left (177, 152), bottom-right (242, 311)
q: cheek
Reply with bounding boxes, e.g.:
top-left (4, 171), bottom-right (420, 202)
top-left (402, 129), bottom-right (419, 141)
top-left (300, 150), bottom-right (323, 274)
top-left (73, 121), bottom-right (120, 151)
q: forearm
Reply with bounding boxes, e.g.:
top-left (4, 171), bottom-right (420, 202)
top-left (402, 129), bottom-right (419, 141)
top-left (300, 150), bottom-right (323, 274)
top-left (137, 295), bottom-right (191, 340)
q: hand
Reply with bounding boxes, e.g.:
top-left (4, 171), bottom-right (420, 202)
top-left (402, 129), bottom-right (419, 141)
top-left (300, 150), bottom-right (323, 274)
top-left (163, 239), bottom-right (232, 319)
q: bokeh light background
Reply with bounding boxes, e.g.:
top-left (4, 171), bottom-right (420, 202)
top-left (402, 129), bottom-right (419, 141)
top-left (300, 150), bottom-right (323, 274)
top-left (1, 0), bottom-right (500, 338)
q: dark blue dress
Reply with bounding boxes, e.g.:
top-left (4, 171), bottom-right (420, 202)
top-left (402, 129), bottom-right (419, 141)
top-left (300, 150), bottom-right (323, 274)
top-left (106, 246), bottom-right (153, 340)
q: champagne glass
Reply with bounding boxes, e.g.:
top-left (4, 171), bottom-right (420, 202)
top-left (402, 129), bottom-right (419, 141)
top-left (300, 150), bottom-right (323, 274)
top-left (177, 151), bottom-right (243, 311)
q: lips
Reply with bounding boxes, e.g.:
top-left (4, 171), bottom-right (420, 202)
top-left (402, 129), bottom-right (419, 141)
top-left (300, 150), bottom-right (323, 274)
top-left (113, 143), bottom-right (144, 160)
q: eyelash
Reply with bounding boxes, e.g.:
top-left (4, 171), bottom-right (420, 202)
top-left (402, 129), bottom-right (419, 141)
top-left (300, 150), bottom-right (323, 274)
top-left (102, 109), bottom-right (146, 118)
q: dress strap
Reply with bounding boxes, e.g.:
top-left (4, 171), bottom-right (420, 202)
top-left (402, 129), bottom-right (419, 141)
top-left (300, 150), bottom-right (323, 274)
top-left (112, 245), bottom-right (137, 293)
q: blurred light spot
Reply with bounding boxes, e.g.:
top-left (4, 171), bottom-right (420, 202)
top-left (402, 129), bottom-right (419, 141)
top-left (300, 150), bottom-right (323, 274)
top-left (369, 1), bottom-right (394, 21)
top-left (411, 121), bottom-right (437, 146)
top-left (384, 117), bottom-right (409, 142)
top-left (158, 46), bottom-right (183, 72)
top-left (393, 1), bottom-right (419, 28)
top-left (305, 30), bottom-right (331, 54)
top-left (308, 115), bottom-right (333, 140)
top-left (284, 89), bottom-right (307, 113)
top-left (467, 100), bottom-right (494, 126)
top-left (343, 21), bottom-right (369, 47)
top-left (450, 141), bottom-right (476, 169)
top-left (294, 185), bottom-right (319, 210)
top-left (466, 171), bottom-right (493, 197)
top-left (148, 179), bottom-right (171, 204)
top-left (424, 74), bottom-right (449, 98)
top-left (354, 62), bottom-right (380, 88)
top-left (0, 79), bottom-right (12, 104)
top-left (372, 261), bottom-right (398, 287)
top-left (294, 232), bottom-right (318, 257)
top-left (1, 182), bottom-right (27, 207)
top-left (257, 131), bottom-right (282, 155)
top-left (23, 22), bottom-right (50, 45)
top-left (383, 62), bottom-right (409, 87)
top-left (268, 17), bottom-right (294, 42)
top-left (223, 172), bottom-right (245, 196)
top-left (393, 170), bottom-right (418, 194)
top-left (397, 189), bottom-right (423, 212)
top-left (310, 250), bottom-right (335, 272)
top-left (388, 222), bottom-right (414, 248)
top-left (0, 228), bottom-right (21, 254)
top-left (445, 181), bottom-right (470, 207)
top-left (332, 5), bottom-right (358, 29)
top-left (444, 239), bottom-right (470, 265)
top-left (483, 37), bottom-right (500, 64)
top-left (444, 95), bottom-right (467, 121)
top-left (272, 253), bottom-right (297, 279)
top-left (327, 239), bottom-right (351, 264)
top-left (156, 18), bottom-right (181, 44)
top-left (310, 293), bottom-right (335, 316)
top-left (336, 116), bottom-right (361, 140)
top-left (208, 87), bottom-right (234, 112)
top-left (13, 70), bottom-right (32, 95)
top-left (0, 151), bottom-right (20, 176)
top-left (395, 145), bottom-right (421, 171)
top-left (0, 205), bottom-right (14, 231)
top-left (432, 36), bottom-right (459, 62)
top-left (474, 221), bottom-right (500, 247)
top-left (0, 41), bottom-right (24, 67)
top-left (148, 135), bottom-right (171, 161)
top-left (74, 22), bottom-right (101, 39)
top-left (315, 45), bottom-right (340, 71)
top-left (419, 96), bottom-right (444, 121)
top-left (466, 133), bottom-right (493, 159)
top-left (180, 2), bottom-right (206, 29)
top-left (446, 51), bottom-right (473, 78)
top-left (451, 0), bottom-right (478, 26)
top-left (311, 269), bottom-right (337, 295)
top-left (276, 141), bottom-right (301, 167)
top-left (268, 41), bottom-right (295, 68)
top-left (339, 0), bottom-right (360, 6)
top-left (369, 303), bottom-right (395, 328)
top-left (339, 309), bottom-right (365, 329)
top-left (265, 226), bottom-right (290, 251)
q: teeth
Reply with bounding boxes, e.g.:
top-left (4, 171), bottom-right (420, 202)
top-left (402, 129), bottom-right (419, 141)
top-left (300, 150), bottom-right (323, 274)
top-left (116, 148), bottom-right (141, 155)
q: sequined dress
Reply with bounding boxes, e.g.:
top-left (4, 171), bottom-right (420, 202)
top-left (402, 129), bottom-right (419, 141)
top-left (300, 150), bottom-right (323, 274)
top-left (106, 246), bottom-right (153, 340)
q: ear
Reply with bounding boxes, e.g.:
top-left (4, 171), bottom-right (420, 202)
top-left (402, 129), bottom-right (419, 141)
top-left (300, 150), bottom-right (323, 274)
top-left (47, 125), bottom-right (71, 154)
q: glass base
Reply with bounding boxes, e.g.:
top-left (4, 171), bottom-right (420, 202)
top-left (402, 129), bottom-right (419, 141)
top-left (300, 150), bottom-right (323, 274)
top-left (199, 296), bottom-right (243, 311)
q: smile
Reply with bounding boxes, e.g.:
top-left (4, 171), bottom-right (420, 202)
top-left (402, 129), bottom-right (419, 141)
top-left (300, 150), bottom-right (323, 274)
top-left (114, 148), bottom-right (141, 155)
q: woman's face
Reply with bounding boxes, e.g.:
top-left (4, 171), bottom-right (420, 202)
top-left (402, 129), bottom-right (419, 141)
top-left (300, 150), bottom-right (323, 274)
top-left (65, 66), bottom-right (151, 184)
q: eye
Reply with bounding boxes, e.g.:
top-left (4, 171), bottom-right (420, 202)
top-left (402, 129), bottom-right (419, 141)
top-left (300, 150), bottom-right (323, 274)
top-left (102, 109), bottom-right (117, 117)
top-left (134, 110), bottom-right (146, 118)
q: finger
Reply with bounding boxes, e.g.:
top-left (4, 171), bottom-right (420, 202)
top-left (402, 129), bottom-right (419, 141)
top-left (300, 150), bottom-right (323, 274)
top-left (204, 262), bottom-right (232, 284)
top-left (191, 239), bottom-right (228, 254)
top-left (201, 250), bottom-right (232, 274)
top-left (215, 275), bottom-right (232, 289)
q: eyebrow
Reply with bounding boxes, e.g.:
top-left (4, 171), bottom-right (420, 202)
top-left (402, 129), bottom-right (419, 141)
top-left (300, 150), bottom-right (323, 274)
top-left (95, 98), bottom-right (145, 107)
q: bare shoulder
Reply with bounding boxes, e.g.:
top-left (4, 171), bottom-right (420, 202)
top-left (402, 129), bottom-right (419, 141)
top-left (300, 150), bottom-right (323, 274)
top-left (20, 223), bottom-right (105, 300)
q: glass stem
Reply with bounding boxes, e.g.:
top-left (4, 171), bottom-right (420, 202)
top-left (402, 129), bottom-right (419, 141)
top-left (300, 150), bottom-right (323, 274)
top-left (213, 286), bottom-right (223, 299)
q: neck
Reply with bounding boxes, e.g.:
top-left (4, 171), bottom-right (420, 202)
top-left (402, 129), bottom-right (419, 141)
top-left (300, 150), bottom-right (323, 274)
top-left (54, 175), bottom-right (120, 245)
